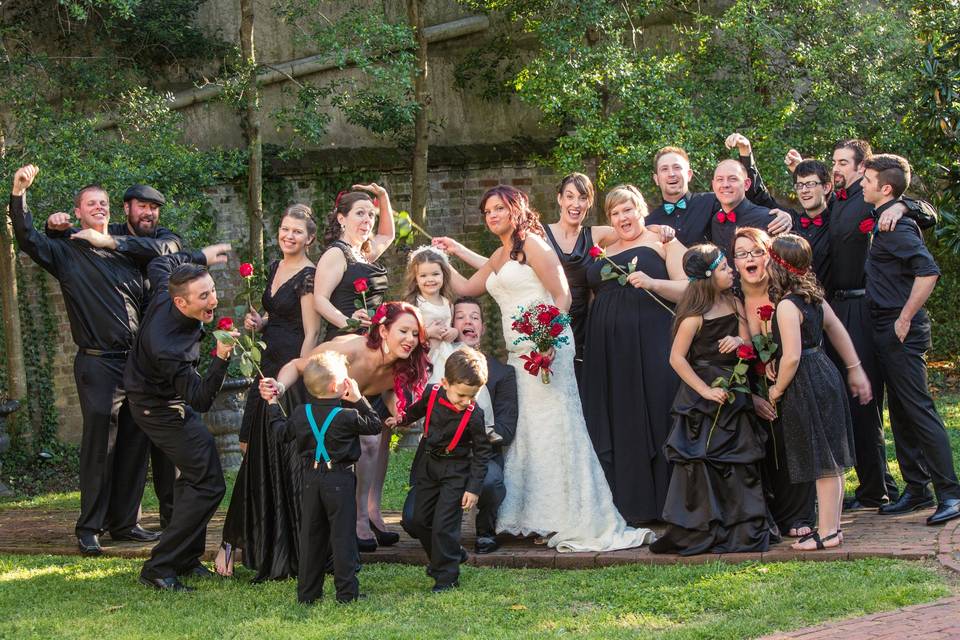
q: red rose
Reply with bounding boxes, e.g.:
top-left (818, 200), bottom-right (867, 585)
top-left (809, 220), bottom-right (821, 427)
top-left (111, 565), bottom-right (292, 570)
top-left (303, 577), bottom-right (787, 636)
top-left (753, 360), bottom-right (767, 376)
top-left (353, 278), bottom-right (369, 294)
top-left (520, 322), bottom-right (535, 336)
top-left (548, 306), bottom-right (561, 318)
top-left (757, 305), bottom-right (775, 322)
top-left (736, 344), bottom-right (757, 361)
top-left (239, 262), bottom-right (254, 278)
top-left (217, 317), bottom-right (234, 331)
top-left (537, 311), bottom-right (553, 325)
top-left (858, 218), bottom-right (875, 234)
top-left (210, 347), bottom-right (219, 357)
top-left (588, 245), bottom-right (603, 259)
top-left (549, 323), bottom-right (564, 337)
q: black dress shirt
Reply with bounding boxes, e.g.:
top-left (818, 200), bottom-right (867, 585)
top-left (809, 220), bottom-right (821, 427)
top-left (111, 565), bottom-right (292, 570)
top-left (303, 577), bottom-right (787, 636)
top-left (270, 397), bottom-right (383, 465)
top-left (711, 197), bottom-right (774, 254)
top-left (9, 194), bottom-right (144, 351)
top-left (400, 386), bottom-right (493, 494)
top-left (123, 251), bottom-right (227, 411)
top-left (866, 201), bottom-right (940, 311)
top-left (47, 222), bottom-right (182, 263)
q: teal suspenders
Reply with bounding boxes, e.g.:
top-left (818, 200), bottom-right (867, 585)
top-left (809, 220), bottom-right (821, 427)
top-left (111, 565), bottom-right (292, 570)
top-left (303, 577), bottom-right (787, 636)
top-left (305, 404), bottom-right (342, 470)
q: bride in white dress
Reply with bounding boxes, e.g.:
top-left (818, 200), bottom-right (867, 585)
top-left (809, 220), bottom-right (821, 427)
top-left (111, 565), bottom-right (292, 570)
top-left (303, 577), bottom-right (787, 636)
top-left (433, 185), bottom-right (655, 552)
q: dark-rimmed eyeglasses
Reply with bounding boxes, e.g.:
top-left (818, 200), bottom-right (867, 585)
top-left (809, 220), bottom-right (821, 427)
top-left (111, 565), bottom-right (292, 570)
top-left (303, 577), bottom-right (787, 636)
top-left (794, 180), bottom-right (823, 191)
top-left (733, 249), bottom-right (766, 260)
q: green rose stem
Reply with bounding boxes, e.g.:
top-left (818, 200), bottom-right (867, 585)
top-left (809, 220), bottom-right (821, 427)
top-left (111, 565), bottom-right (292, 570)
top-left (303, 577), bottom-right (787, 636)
top-left (593, 249), bottom-right (676, 315)
top-left (705, 354), bottom-right (750, 450)
top-left (753, 311), bottom-right (779, 469)
top-left (213, 330), bottom-right (286, 417)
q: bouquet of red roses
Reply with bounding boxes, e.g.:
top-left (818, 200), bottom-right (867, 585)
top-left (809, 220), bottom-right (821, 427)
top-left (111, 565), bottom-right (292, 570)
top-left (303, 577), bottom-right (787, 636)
top-left (510, 302), bottom-right (571, 384)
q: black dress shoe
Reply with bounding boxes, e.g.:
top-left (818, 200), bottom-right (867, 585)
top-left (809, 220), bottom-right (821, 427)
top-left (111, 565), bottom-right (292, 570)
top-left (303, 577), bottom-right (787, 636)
top-left (432, 581), bottom-right (459, 593)
top-left (110, 525), bottom-right (160, 543)
top-left (459, 547), bottom-right (469, 563)
top-left (180, 564), bottom-right (217, 579)
top-left (369, 520), bottom-right (400, 546)
top-left (77, 534), bottom-right (102, 556)
top-left (878, 492), bottom-right (934, 515)
top-left (357, 537), bottom-right (378, 553)
top-left (139, 575), bottom-right (195, 592)
top-left (926, 499), bottom-right (960, 526)
top-left (474, 536), bottom-right (500, 554)
top-left (336, 593), bottom-right (367, 604)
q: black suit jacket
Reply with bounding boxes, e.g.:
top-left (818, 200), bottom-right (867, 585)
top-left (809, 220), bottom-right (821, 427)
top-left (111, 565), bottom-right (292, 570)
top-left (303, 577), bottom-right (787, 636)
top-left (484, 354), bottom-right (518, 448)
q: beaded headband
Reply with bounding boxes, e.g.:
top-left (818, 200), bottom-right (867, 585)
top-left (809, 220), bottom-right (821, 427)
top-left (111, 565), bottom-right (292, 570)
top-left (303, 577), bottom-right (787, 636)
top-left (768, 247), bottom-right (808, 276)
top-left (688, 251), bottom-right (725, 282)
top-left (407, 245), bottom-right (448, 264)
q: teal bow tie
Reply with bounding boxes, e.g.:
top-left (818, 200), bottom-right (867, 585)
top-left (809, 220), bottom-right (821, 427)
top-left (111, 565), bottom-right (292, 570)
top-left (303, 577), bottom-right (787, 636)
top-left (663, 199), bottom-right (687, 215)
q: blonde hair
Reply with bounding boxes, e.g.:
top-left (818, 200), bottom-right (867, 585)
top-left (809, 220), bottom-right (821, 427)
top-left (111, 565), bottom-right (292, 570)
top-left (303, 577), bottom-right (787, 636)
top-left (403, 246), bottom-right (455, 305)
top-left (604, 184), bottom-right (649, 219)
top-left (303, 351), bottom-right (349, 398)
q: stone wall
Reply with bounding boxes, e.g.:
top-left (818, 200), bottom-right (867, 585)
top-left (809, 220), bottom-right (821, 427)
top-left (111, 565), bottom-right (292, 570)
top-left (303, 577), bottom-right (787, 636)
top-left (42, 153), bottom-right (586, 442)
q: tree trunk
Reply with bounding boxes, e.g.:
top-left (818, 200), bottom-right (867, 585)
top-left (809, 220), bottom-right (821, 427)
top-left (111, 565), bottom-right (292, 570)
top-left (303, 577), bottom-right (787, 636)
top-left (240, 0), bottom-right (264, 266)
top-left (407, 0), bottom-right (430, 228)
top-left (0, 127), bottom-right (27, 437)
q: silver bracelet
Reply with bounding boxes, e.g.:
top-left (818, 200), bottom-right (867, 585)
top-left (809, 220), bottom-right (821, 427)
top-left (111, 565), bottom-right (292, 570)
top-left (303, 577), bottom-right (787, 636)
top-left (845, 361), bottom-right (861, 370)
top-left (276, 381), bottom-right (286, 396)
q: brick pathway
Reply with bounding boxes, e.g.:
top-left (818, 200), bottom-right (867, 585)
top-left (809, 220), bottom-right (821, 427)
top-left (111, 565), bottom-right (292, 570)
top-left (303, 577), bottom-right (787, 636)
top-left (760, 597), bottom-right (960, 639)
top-left (0, 504), bottom-right (957, 570)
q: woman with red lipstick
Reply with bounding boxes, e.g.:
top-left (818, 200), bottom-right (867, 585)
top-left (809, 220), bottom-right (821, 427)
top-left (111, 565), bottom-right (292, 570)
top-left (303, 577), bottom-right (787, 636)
top-left (216, 204), bottom-right (320, 579)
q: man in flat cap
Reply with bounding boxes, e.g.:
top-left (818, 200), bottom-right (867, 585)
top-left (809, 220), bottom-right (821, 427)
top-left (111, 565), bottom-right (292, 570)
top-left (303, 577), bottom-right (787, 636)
top-left (46, 184), bottom-right (182, 534)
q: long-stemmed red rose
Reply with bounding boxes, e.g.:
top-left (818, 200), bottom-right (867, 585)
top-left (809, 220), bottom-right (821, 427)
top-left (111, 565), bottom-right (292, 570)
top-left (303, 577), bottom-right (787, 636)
top-left (589, 245), bottom-right (675, 315)
top-left (705, 344), bottom-right (754, 449)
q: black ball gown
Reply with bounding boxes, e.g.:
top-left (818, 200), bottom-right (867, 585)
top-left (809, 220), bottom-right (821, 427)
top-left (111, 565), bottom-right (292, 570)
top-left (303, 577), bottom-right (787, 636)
top-left (322, 240), bottom-right (388, 343)
top-left (583, 245), bottom-right (678, 523)
top-left (650, 313), bottom-right (778, 555)
top-left (221, 260), bottom-right (315, 581)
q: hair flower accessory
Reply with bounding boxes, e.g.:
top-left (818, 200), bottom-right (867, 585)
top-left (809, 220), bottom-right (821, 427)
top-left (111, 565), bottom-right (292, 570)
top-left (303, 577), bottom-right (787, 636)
top-left (370, 304), bottom-right (388, 325)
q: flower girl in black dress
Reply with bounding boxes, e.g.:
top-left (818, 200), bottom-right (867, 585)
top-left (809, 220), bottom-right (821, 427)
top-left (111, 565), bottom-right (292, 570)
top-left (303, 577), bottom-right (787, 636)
top-left (651, 244), bottom-right (777, 555)
top-left (767, 234), bottom-right (872, 551)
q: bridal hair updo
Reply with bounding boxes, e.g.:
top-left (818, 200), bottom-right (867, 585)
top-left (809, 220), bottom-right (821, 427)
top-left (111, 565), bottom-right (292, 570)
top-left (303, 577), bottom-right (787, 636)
top-left (766, 234), bottom-right (824, 305)
top-left (281, 203), bottom-right (317, 246)
top-left (479, 185), bottom-right (545, 264)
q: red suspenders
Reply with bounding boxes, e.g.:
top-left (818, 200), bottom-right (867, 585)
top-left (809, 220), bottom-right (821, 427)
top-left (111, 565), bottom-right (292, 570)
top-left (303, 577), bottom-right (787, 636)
top-left (422, 383), bottom-right (475, 453)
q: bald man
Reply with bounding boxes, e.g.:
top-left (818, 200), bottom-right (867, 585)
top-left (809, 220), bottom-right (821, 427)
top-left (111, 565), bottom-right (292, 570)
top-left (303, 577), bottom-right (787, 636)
top-left (710, 159), bottom-right (777, 253)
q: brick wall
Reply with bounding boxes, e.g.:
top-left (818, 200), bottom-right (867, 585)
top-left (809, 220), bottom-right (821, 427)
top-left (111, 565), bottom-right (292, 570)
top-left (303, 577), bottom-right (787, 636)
top-left (38, 157), bottom-right (583, 442)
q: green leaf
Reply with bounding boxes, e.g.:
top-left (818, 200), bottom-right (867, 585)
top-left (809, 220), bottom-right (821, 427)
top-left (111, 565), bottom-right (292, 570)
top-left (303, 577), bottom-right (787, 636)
top-left (354, 299), bottom-right (364, 309)
top-left (212, 330), bottom-right (237, 344)
top-left (730, 385), bottom-right (750, 393)
top-left (628, 256), bottom-right (638, 273)
top-left (239, 359), bottom-right (254, 378)
top-left (710, 376), bottom-right (727, 388)
top-left (617, 274), bottom-right (627, 286)
top-left (241, 334), bottom-right (255, 350)
top-left (734, 362), bottom-right (748, 376)
top-left (257, 341), bottom-right (266, 350)
top-left (250, 349), bottom-right (261, 365)
top-left (600, 264), bottom-right (613, 279)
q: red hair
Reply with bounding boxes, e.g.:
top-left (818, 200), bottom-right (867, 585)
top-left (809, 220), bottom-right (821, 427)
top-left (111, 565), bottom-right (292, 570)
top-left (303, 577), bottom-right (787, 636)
top-left (365, 301), bottom-right (430, 418)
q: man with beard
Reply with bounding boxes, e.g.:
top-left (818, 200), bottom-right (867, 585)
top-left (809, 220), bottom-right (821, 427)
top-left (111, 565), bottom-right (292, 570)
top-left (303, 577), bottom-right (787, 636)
top-left (47, 184), bottom-right (180, 529)
top-left (8, 165), bottom-right (156, 555)
top-left (862, 154), bottom-right (960, 526)
top-left (745, 137), bottom-right (936, 511)
top-left (126, 245), bottom-right (233, 590)
top-left (401, 297), bottom-right (518, 554)
top-left (646, 141), bottom-right (793, 247)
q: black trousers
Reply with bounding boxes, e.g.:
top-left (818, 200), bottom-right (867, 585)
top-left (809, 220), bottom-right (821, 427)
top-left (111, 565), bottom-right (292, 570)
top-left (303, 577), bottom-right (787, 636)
top-left (828, 296), bottom-right (904, 504)
top-left (149, 444), bottom-right (176, 530)
top-left (407, 453), bottom-right (470, 585)
top-left (298, 466), bottom-right (359, 604)
top-left (131, 401), bottom-right (225, 579)
top-left (873, 310), bottom-right (960, 503)
top-left (74, 353), bottom-right (150, 537)
top-left (402, 452), bottom-right (505, 540)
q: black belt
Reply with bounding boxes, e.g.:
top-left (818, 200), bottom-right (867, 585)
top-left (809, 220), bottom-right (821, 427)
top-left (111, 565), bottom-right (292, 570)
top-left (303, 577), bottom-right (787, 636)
top-left (79, 348), bottom-right (129, 359)
top-left (428, 448), bottom-right (467, 459)
top-left (801, 345), bottom-right (821, 356)
top-left (832, 289), bottom-right (866, 300)
top-left (313, 461), bottom-right (356, 473)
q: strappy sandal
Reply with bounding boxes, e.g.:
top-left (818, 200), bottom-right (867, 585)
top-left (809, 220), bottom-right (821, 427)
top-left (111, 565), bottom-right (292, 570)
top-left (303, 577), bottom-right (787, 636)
top-left (215, 542), bottom-right (235, 577)
top-left (792, 530), bottom-right (841, 551)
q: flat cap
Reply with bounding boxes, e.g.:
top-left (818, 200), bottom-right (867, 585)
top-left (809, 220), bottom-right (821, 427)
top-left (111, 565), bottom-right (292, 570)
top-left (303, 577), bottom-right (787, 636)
top-left (123, 184), bottom-right (166, 206)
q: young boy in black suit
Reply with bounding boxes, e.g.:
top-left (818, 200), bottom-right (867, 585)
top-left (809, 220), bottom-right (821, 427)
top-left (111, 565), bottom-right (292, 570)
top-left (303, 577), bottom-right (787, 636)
top-left (388, 347), bottom-right (492, 592)
top-left (268, 351), bottom-right (383, 604)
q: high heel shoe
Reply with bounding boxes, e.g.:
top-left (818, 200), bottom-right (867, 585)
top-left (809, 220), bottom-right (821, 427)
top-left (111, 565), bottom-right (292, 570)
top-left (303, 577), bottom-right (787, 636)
top-left (215, 542), bottom-right (235, 577)
top-left (369, 520), bottom-right (400, 546)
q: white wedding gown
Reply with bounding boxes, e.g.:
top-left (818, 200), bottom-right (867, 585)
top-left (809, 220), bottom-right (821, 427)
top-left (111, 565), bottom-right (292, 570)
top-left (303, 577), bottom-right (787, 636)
top-left (486, 260), bottom-right (656, 552)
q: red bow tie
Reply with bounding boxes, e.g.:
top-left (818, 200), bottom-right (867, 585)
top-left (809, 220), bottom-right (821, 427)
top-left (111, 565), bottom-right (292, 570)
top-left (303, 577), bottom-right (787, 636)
top-left (800, 215), bottom-right (824, 229)
top-left (716, 210), bottom-right (737, 224)
top-left (835, 188), bottom-right (847, 201)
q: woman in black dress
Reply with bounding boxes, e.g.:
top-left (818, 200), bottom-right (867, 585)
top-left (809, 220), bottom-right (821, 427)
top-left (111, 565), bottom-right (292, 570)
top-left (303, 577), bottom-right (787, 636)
top-left (313, 183), bottom-right (397, 550)
top-left (767, 234), bottom-right (871, 550)
top-left (733, 227), bottom-right (816, 539)
top-left (582, 185), bottom-right (687, 524)
top-left (217, 204), bottom-right (320, 579)
top-left (545, 173), bottom-right (675, 387)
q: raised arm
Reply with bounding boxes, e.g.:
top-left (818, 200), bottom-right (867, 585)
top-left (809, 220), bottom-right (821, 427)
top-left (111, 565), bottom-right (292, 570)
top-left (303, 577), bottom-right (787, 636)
top-left (523, 236), bottom-right (571, 312)
top-left (432, 236), bottom-right (496, 298)
top-left (356, 183), bottom-right (395, 261)
top-left (9, 166), bottom-right (64, 276)
top-left (114, 227), bottom-right (183, 262)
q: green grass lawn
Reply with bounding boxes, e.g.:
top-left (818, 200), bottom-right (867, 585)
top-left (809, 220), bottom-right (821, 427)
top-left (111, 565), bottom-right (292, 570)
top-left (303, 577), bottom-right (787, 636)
top-left (0, 554), bottom-right (951, 640)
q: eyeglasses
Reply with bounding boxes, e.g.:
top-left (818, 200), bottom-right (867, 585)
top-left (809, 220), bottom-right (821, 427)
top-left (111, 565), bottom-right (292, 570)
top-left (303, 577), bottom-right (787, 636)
top-left (794, 180), bottom-right (823, 191)
top-left (733, 249), bottom-right (766, 260)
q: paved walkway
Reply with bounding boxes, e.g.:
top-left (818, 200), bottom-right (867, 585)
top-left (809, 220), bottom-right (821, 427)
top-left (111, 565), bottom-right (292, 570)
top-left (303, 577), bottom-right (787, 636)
top-left (760, 597), bottom-right (960, 639)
